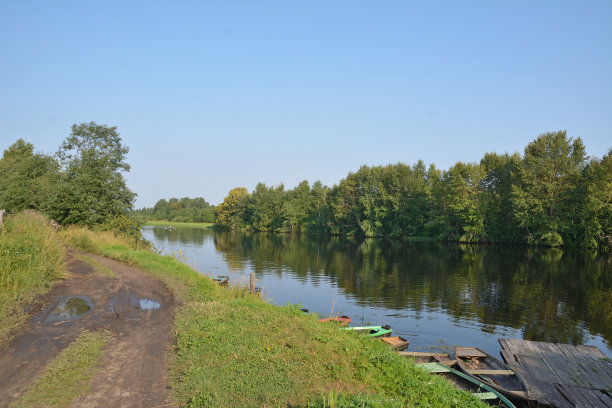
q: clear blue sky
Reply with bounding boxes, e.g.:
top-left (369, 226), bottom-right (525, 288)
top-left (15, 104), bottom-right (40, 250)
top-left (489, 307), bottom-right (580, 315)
top-left (1, 1), bottom-right (611, 207)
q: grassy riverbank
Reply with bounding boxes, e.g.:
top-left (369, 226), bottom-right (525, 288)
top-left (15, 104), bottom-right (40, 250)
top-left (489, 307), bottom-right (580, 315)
top-left (143, 220), bottom-right (214, 229)
top-left (63, 227), bottom-right (487, 407)
top-left (0, 211), bottom-right (66, 346)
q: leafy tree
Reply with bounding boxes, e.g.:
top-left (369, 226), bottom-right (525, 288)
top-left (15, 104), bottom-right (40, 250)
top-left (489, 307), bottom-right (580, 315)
top-left (216, 187), bottom-right (249, 230)
top-left (437, 162), bottom-right (486, 242)
top-left (49, 122), bottom-right (135, 226)
top-left (574, 150), bottom-right (612, 247)
top-left (282, 180), bottom-right (312, 232)
top-left (0, 139), bottom-right (59, 212)
top-left (208, 130), bottom-right (608, 248)
top-left (304, 180), bottom-right (331, 234)
top-left (480, 152), bottom-right (522, 243)
top-left (511, 131), bottom-right (586, 246)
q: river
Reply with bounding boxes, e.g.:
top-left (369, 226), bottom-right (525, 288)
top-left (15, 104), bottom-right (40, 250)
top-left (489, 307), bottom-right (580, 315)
top-left (141, 226), bottom-right (612, 358)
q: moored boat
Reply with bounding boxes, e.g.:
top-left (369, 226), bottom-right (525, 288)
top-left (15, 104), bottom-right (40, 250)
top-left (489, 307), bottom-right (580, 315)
top-left (318, 315), bottom-right (352, 326)
top-left (212, 275), bottom-right (229, 286)
top-left (344, 325), bottom-right (392, 338)
top-left (381, 336), bottom-right (410, 350)
top-left (417, 362), bottom-right (516, 407)
top-left (455, 347), bottom-right (531, 403)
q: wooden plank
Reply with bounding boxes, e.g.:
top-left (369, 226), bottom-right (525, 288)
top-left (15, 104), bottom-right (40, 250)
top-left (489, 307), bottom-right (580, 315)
top-left (516, 354), bottom-right (565, 383)
top-left (499, 349), bottom-right (516, 365)
top-left (557, 384), bottom-right (611, 408)
top-left (582, 344), bottom-right (608, 360)
top-left (539, 342), bottom-right (585, 387)
top-left (498, 339), bottom-right (612, 407)
top-left (456, 347), bottom-right (486, 358)
top-left (465, 369), bottom-right (515, 375)
top-left (398, 351), bottom-right (449, 358)
top-left (525, 378), bottom-right (564, 407)
top-left (539, 341), bottom-right (605, 390)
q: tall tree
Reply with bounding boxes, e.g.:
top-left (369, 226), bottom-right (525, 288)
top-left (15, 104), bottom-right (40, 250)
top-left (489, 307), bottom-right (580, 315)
top-left (216, 187), bottom-right (249, 230)
top-left (441, 162), bottom-right (486, 242)
top-left (49, 122), bottom-right (135, 226)
top-left (511, 131), bottom-right (586, 246)
top-left (480, 152), bottom-right (522, 243)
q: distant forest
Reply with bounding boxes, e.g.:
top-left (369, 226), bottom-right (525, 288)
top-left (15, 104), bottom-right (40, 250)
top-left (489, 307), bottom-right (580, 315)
top-left (212, 131), bottom-right (611, 248)
top-left (133, 197), bottom-right (215, 223)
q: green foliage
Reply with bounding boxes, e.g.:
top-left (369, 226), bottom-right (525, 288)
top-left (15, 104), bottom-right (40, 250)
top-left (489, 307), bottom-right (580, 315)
top-left (512, 131), bottom-right (587, 246)
top-left (0, 211), bottom-right (65, 346)
top-left (101, 214), bottom-right (150, 248)
top-left (133, 196), bottom-right (215, 223)
top-left (0, 139), bottom-right (59, 213)
top-left (211, 131), bottom-right (610, 248)
top-left (48, 122), bottom-right (135, 226)
top-left (215, 187), bottom-right (250, 230)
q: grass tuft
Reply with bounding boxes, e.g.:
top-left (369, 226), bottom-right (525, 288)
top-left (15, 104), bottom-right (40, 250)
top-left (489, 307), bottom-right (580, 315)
top-left (11, 330), bottom-right (111, 408)
top-left (0, 211), bottom-right (66, 346)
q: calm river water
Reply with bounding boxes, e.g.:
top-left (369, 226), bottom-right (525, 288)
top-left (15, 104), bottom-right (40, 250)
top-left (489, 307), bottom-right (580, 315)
top-left (142, 226), bottom-right (612, 358)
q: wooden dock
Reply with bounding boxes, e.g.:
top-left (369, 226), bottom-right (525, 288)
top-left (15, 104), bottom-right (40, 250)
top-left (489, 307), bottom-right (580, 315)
top-left (499, 339), bottom-right (612, 407)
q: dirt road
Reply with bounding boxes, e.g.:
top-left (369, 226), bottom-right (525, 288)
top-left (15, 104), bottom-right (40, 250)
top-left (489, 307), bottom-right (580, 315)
top-left (0, 249), bottom-right (176, 408)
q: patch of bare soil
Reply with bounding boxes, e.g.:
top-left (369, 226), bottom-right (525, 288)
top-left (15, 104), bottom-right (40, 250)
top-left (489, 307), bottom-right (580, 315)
top-left (0, 249), bottom-right (176, 408)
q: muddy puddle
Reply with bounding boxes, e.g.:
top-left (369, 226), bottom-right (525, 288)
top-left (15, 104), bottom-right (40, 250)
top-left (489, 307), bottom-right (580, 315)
top-left (137, 298), bottom-right (161, 310)
top-left (41, 295), bottom-right (93, 324)
top-left (109, 295), bottom-right (161, 314)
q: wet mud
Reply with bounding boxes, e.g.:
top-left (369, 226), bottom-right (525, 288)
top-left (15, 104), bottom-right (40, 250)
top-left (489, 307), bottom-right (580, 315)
top-left (0, 249), bottom-right (176, 408)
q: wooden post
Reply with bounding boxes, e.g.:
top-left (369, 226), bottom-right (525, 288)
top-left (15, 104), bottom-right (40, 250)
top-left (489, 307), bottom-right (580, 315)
top-left (249, 273), bottom-right (255, 295)
top-left (0, 209), bottom-right (5, 229)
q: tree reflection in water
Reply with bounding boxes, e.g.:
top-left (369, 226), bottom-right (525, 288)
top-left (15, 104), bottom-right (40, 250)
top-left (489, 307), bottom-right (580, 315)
top-left (144, 226), bottom-right (612, 351)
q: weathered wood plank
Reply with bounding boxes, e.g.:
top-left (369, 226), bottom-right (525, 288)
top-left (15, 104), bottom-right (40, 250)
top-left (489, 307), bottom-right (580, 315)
top-left (517, 354), bottom-right (565, 384)
top-left (465, 369), bottom-right (515, 375)
top-left (398, 351), bottom-right (449, 358)
top-left (498, 339), bottom-right (612, 408)
top-left (456, 347), bottom-right (487, 358)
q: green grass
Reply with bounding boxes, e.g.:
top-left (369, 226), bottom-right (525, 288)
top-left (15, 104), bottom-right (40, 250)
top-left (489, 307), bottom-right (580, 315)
top-left (72, 252), bottom-right (116, 278)
top-left (0, 211), bottom-right (66, 346)
top-left (11, 330), bottom-right (111, 408)
top-left (64, 227), bottom-right (487, 408)
top-left (144, 220), bottom-right (214, 229)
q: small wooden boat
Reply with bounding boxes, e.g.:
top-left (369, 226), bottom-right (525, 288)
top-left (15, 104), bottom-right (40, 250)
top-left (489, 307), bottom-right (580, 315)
top-left (399, 351), bottom-right (456, 366)
top-left (455, 347), bottom-right (530, 402)
top-left (417, 362), bottom-right (516, 407)
top-left (212, 275), bottom-right (229, 286)
top-left (381, 336), bottom-right (410, 351)
top-left (318, 315), bottom-right (352, 326)
top-left (344, 325), bottom-right (392, 338)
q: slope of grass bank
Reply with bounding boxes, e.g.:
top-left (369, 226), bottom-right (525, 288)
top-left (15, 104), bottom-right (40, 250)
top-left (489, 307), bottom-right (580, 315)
top-left (143, 220), bottom-right (214, 229)
top-left (0, 211), bottom-right (66, 346)
top-left (63, 227), bottom-right (487, 407)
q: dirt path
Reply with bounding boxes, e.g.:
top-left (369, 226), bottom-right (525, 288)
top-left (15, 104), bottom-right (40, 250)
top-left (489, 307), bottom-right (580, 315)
top-left (0, 249), bottom-right (176, 408)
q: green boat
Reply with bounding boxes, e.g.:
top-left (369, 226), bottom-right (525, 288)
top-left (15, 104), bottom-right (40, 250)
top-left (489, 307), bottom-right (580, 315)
top-left (344, 325), bottom-right (392, 338)
top-left (417, 362), bottom-right (516, 408)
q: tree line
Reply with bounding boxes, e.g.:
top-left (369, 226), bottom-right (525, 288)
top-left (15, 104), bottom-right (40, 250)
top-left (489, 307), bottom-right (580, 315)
top-left (133, 197), bottom-right (215, 223)
top-left (215, 131), bottom-right (611, 248)
top-left (0, 122), bottom-right (137, 235)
